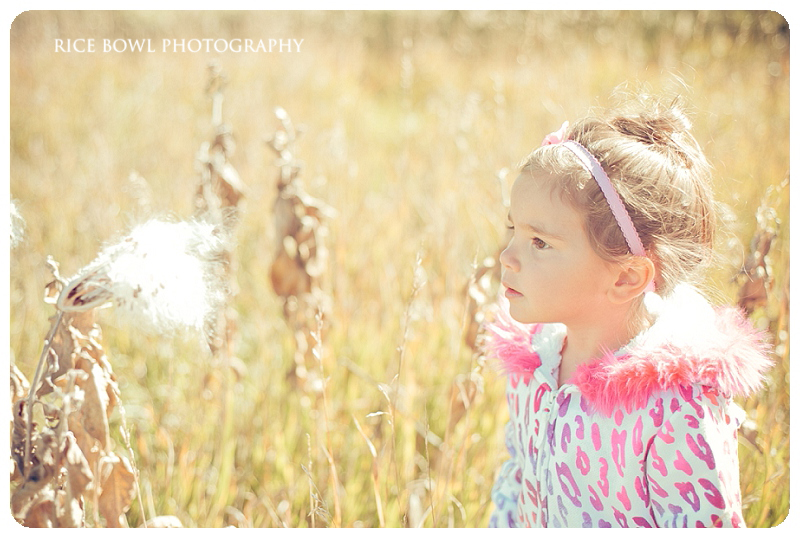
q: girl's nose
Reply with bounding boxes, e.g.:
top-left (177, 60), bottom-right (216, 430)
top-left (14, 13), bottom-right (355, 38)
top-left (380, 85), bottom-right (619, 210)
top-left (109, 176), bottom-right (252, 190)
top-left (499, 243), bottom-right (518, 272)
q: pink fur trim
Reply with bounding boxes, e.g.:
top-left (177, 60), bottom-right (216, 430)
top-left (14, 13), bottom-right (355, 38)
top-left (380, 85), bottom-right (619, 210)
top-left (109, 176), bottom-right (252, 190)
top-left (483, 299), bottom-right (542, 375)
top-left (571, 307), bottom-right (772, 415)
top-left (484, 297), bottom-right (772, 416)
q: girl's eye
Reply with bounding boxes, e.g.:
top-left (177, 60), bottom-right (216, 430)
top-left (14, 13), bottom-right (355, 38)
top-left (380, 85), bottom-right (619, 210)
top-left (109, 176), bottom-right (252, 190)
top-left (532, 237), bottom-right (549, 250)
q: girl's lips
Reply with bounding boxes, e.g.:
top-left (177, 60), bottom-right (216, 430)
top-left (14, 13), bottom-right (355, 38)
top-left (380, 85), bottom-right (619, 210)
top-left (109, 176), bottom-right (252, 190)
top-left (504, 285), bottom-right (523, 299)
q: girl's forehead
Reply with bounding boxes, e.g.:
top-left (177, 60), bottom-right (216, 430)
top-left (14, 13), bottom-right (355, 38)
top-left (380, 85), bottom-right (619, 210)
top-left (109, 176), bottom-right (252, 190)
top-left (510, 173), bottom-right (585, 232)
top-left (511, 171), bottom-right (565, 202)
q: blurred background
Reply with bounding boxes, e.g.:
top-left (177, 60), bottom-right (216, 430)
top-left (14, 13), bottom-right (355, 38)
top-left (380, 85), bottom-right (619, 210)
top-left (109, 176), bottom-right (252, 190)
top-left (9, 11), bottom-right (789, 527)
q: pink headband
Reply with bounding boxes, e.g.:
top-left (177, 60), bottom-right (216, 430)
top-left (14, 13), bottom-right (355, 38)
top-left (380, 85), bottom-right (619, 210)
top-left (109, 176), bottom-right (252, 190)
top-left (542, 121), bottom-right (654, 291)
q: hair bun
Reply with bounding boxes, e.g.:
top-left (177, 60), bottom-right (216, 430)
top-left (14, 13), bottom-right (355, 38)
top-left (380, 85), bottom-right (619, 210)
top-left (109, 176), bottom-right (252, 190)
top-left (611, 102), bottom-right (691, 148)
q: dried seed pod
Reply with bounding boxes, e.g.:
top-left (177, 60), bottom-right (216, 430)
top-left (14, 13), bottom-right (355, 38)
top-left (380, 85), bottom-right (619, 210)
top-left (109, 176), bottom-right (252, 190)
top-left (267, 107), bottom-right (335, 385)
top-left (735, 194), bottom-right (780, 315)
top-left (54, 219), bottom-right (229, 334)
top-left (463, 252), bottom-right (503, 354)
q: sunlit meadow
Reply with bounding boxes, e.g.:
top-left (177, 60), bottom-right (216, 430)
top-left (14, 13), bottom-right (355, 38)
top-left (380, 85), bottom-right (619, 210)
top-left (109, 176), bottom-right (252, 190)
top-left (9, 11), bottom-right (789, 527)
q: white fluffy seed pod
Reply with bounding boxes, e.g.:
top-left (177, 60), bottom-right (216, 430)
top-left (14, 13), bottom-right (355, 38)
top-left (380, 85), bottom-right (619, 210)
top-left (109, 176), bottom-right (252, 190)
top-left (57, 218), bottom-right (229, 333)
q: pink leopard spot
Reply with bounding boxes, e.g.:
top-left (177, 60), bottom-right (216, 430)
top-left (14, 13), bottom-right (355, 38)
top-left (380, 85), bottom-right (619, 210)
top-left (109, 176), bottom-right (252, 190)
top-left (649, 398), bottom-right (664, 428)
top-left (616, 485), bottom-right (632, 511)
top-left (685, 414), bottom-right (700, 429)
top-left (523, 395), bottom-right (531, 427)
top-left (648, 475), bottom-right (668, 498)
top-left (592, 422), bottom-right (602, 451)
top-left (634, 475), bottom-right (649, 503)
top-left (674, 449), bottom-right (694, 475)
top-left (576, 446), bottom-right (590, 476)
top-left (534, 383), bottom-right (550, 413)
top-left (556, 462), bottom-right (582, 508)
top-left (588, 485), bottom-right (604, 511)
top-left (686, 432), bottom-right (716, 470)
top-left (561, 423), bottom-right (571, 452)
top-left (678, 385), bottom-right (694, 402)
top-left (699, 478), bottom-right (725, 510)
top-left (575, 414), bottom-right (585, 440)
top-left (649, 443), bottom-right (667, 477)
top-left (702, 386), bottom-right (719, 406)
top-left (676, 482), bottom-right (700, 511)
top-left (611, 429), bottom-right (627, 477)
top-left (598, 458), bottom-right (610, 497)
top-left (632, 416), bottom-right (643, 456)
top-left (657, 420), bottom-right (675, 444)
top-left (613, 507), bottom-right (628, 528)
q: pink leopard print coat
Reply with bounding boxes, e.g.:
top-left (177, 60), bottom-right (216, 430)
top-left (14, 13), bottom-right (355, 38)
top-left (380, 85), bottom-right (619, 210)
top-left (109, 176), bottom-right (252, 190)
top-left (486, 286), bottom-right (772, 528)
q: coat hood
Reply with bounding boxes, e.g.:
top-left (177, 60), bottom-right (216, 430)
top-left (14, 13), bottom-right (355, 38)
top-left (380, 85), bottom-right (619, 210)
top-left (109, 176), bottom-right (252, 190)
top-left (484, 285), bottom-right (773, 415)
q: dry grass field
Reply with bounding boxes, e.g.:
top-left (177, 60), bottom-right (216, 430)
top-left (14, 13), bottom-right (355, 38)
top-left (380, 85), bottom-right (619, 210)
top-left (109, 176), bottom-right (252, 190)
top-left (8, 11), bottom-right (789, 527)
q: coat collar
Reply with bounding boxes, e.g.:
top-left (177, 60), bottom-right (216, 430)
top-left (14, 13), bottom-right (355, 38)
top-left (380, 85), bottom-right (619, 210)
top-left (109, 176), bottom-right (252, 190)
top-left (484, 285), bottom-right (773, 415)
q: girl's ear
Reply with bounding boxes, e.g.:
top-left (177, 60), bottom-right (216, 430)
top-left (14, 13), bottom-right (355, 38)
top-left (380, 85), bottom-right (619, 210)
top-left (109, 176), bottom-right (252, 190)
top-left (607, 257), bottom-right (656, 304)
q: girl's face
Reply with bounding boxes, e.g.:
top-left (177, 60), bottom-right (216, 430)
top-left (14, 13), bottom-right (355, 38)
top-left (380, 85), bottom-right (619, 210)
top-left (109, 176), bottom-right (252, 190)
top-left (500, 171), bottom-right (619, 327)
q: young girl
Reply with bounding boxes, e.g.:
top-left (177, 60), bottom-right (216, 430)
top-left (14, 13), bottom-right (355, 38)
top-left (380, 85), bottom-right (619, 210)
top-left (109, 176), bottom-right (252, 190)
top-left (485, 96), bottom-right (772, 528)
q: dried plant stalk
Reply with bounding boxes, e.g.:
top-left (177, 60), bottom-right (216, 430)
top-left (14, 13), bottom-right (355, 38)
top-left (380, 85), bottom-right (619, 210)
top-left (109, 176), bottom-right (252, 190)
top-left (462, 252), bottom-right (502, 356)
top-left (734, 188), bottom-right (781, 315)
top-left (267, 106), bottom-right (335, 386)
top-left (10, 260), bottom-right (136, 527)
top-left (194, 62), bottom-right (246, 360)
top-left (191, 62), bottom-right (247, 522)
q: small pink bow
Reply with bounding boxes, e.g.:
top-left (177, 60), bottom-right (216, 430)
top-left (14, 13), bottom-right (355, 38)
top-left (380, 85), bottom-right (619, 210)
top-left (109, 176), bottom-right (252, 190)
top-left (541, 121), bottom-right (570, 146)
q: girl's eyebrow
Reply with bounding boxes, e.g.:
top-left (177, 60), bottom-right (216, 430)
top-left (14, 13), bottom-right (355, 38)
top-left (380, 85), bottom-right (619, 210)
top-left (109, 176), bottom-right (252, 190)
top-left (507, 212), bottom-right (564, 241)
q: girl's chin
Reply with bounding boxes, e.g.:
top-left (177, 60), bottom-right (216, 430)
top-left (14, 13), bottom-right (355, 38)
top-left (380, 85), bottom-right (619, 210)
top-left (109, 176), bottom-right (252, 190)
top-left (507, 305), bottom-right (535, 325)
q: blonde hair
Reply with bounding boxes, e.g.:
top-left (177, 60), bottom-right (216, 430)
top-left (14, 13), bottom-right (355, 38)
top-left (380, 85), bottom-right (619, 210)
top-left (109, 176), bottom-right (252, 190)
top-left (524, 96), bottom-right (715, 297)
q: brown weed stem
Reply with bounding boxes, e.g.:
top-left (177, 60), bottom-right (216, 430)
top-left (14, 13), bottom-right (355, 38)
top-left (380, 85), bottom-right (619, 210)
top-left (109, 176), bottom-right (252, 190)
top-left (23, 309), bottom-right (64, 480)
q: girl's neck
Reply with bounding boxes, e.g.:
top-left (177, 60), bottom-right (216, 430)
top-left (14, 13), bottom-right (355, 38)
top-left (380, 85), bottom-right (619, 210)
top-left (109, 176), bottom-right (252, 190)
top-left (558, 307), bottom-right (649, 387)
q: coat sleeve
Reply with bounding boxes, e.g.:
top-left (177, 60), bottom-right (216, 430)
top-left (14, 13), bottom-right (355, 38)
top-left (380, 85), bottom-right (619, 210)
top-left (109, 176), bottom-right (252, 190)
top-left (489, 403), bottom-right (523, 527)
top-left (644, 390), bottom-right (745, 528)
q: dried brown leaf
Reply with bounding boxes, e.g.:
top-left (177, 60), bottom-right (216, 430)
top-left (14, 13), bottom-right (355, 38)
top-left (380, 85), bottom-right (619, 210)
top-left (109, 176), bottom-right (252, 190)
top-left (57, 491), bottom-right (85, 527)
top-left (10, 400), bottom-right (31, 478)
top-left (271, 249), bottom-right (311, 297)
top-left (11, 430), bottom-right (58, 519)
top-left (20, 488), bottom-right (56, 528)
top-left (67, 406), bottom-right (102, 478)
top-left (97, 454), bottom-right (136, 528)
top-left (18, 488), bottom-right (84, 528)
top-left (463, 256), bottom-right (501, 352)
top-left (37, 311), bottom-right (97, 398)
top-left (62, 431), bottom-right (93, 497)
top-left (447, 372), bottom-right (483, 431)
top-left (10, 364), bottom-right (30, 401)
top-left (73, 360), bottom-right (112, 447)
